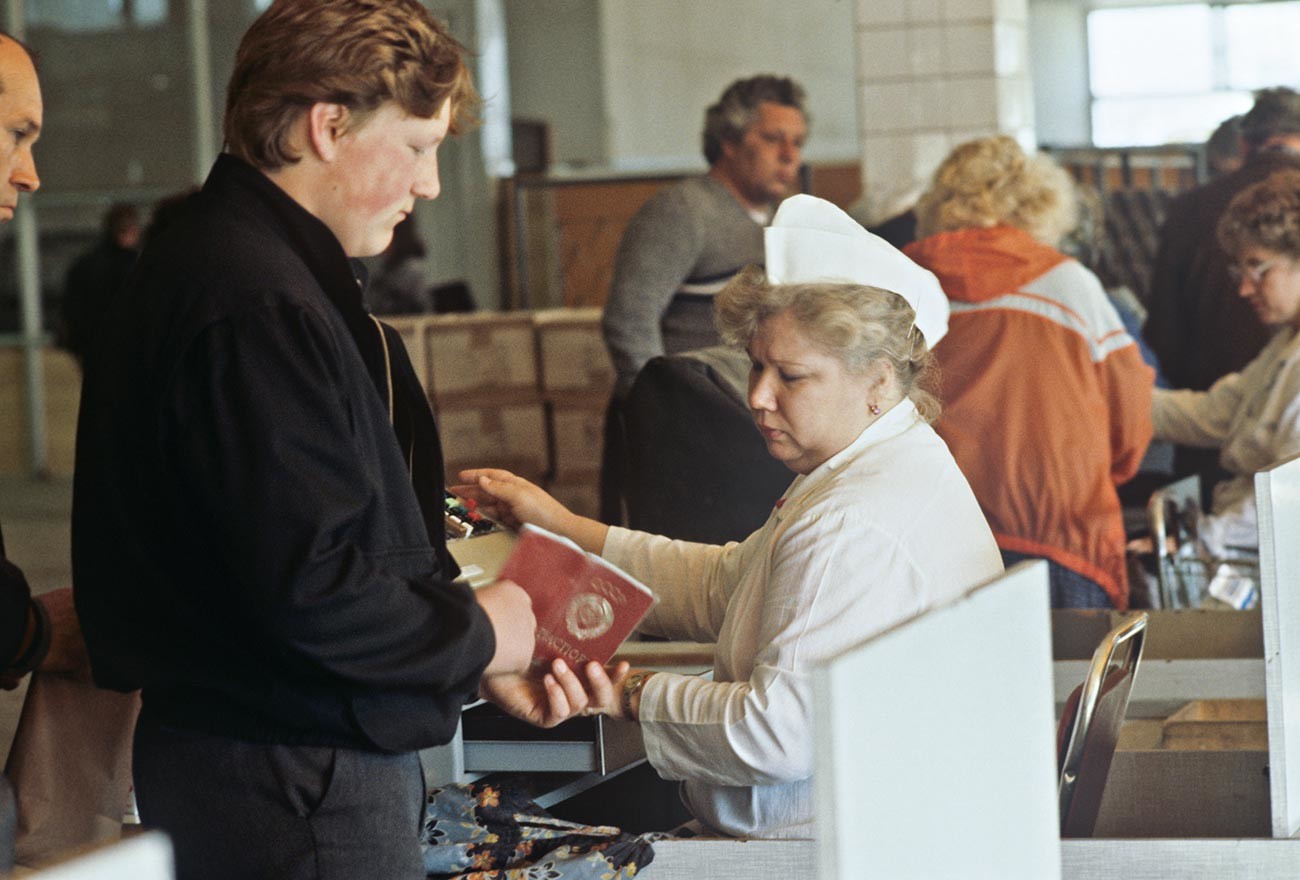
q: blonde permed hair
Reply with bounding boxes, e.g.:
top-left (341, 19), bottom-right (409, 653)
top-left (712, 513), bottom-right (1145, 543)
top-left (914, 135), bottom-right (1078, 247)
top-left (714, 266), bottom-right (940, 422)
top-left (1217, 169), bottom-right (1300, 260)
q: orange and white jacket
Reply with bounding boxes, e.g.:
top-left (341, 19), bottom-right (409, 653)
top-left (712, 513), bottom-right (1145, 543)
top-left (905, 226), bottom-right (1154, 609)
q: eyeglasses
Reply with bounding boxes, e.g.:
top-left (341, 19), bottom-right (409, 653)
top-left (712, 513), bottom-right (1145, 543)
top-left (1228, 258), bottom-right (1280, 285)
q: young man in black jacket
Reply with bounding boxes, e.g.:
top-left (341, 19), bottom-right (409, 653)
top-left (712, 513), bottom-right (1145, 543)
top-left (72, 3), bottom-right (590, 877)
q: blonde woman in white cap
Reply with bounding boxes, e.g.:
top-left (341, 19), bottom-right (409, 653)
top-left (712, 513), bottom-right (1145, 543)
top-left (456, 195), bottom-right (1002, 838)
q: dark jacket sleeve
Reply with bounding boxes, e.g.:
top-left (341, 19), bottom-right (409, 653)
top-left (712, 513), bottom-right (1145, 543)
top-left (0, 525), bottom-right (47, 676)
top-left (162, 302), bottom-right (495, 697)
top-left (1143, 191), bottom-right (1196, 389)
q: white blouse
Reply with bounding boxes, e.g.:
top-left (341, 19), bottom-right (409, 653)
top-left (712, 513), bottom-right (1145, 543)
top-left (602, 399), bottom-right (1004, 838)
top-left (1153, 327), bottom-right (1300, 556)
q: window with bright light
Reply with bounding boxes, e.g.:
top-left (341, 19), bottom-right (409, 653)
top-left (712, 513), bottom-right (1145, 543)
top-left (27, 0), bottom-right (167, 31)
top-left (1088, 1), bottom-right (1300, 147)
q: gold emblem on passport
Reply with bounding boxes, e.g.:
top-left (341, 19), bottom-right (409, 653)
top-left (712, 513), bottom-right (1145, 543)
top-left (565, 593), bottom-right (614, 640)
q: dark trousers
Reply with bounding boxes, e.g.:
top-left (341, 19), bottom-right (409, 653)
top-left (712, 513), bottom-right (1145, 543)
top-left (133, 717), bottom-right (425, 880)
top-left (0, 774), bottom-right (14, 876)
top-left (1000, 550), bottom-right (1113, 609)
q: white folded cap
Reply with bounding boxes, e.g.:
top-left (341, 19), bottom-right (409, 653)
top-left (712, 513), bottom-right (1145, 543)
top-left (764, 194), bottom-right (948, 347)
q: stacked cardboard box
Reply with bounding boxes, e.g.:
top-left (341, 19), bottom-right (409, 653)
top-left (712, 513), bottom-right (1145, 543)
top-left (418, 312), bottom-right (549, 484)
top-left (2, 314), bottom-right (613, 504)
top-left (534, 308), bottom-right (611, 519)
top-left (392, 309), bottom-right (611, 520)
top-left (384, 315), bottom-right (428, 389)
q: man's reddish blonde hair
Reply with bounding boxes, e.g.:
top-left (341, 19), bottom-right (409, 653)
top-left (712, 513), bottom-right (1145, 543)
top-left (224, 0), bottom-right (479, 171)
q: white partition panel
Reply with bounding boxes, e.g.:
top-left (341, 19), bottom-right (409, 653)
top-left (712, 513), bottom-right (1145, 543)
top-left (28, 832), bottom-right (173, 879)
top-left (813, 562), bottom-right (1060, 879)
top-left (1256, 454), bottom-right (1300, 838)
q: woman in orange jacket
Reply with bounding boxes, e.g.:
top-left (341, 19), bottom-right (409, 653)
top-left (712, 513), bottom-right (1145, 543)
top-left (904, 136), bottom-right (1154, 609)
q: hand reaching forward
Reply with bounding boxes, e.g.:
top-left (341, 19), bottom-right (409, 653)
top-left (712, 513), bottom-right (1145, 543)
top-left (480, 658), bottom-right (594, 729)
top-left (451, 469), bottom-right (570, 533)
top-left (453, 468), bottom-right (609, 555)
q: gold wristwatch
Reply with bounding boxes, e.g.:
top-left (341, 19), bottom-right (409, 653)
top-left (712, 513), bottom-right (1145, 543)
top-left (621, 671), bottom-right (651, 720)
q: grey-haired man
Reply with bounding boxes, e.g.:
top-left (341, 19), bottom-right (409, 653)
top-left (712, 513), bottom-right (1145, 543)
top-left (602, 75), bottom-right (809, 398)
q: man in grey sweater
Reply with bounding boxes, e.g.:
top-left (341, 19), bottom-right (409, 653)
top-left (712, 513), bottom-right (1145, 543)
top-left (602, 75), bottom-right (809, 398)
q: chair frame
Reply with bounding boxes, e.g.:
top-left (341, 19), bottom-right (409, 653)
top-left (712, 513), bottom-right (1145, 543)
top-left (1148, 474), bottom-right (1201, 607)
top-left (1058, 611), bottom-right (1148, 835)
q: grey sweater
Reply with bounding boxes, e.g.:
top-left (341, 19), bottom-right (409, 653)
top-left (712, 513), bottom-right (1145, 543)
top-left (602, 175), bottom-right (765, 396)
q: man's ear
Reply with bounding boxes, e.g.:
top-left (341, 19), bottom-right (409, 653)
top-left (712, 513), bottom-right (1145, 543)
top-left (304, 102), bottom-right (351, 162)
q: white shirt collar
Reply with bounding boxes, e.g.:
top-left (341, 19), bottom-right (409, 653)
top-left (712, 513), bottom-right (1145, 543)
top-left (773, 398), bottom-right (922, 517)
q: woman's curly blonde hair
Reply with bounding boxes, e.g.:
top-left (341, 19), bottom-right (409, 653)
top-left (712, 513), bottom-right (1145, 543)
top-left (1217, 169), bottom-right (1300, 260)
top-left (914, 135), bottom-right (1078, 247)
top-left (714, 267), bottom-right (941, 422)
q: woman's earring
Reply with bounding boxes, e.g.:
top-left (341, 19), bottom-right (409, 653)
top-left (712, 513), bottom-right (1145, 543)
top-left (869, 403), bottom-right (881, 416)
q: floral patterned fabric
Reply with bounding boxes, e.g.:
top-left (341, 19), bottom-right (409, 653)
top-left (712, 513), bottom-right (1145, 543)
top-left (422, 782), bottom-right (654, 879)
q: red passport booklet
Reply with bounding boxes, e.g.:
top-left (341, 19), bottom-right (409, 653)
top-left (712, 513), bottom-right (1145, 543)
top-left (496, 524), bottom-right (657, 668)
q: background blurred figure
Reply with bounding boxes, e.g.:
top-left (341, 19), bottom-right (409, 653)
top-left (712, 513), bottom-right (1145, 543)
top-left (366, 213), bottom-right (432, 315)
top-left (1063, 180), bottom-right (1167, 387)
top-left (0, 27), bottom-right (88, 876)
top-left (1206, 114), bottom-right (1245, 179)
top-left (599, 74), bottom-right (808, 523)
top-left (1145, 88), bottom-right (1300, 499)
top-left (602, 74), bottom-right (809, 398)
top-left (905, 135), bottom-right (1154, 609)
top-left (1146, 88), bottom-right (1300, 396)
top-left (141, 187), bottom-right (199, 249)
top-left (58, 202), bottom-right (139, 366)
top-left (1153, 169), bottom-right (1300, 559)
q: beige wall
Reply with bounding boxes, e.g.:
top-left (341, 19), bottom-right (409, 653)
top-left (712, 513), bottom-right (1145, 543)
top-left (596, 0), bottom-right (861, 170)
top-left (0, 349), bottom-right (80, 477)
top-left (853, 0), bottom-right (1035, 223)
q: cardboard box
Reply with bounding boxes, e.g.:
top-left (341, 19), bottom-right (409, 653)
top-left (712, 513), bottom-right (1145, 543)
top-left (548, 478), bottom-right (600, 521)
top-left (1090, 701), bottom-right (1270, 837)
top-left (1052, 609), bottom-right (1262, 660)
top-left (548, 401), bottom-right (605, 480)
top-left (1161, 700), bottom-right (1267, 750)
top-left (1096, 745), bottom-right (1270, 838)
top-left (425, 312), bottom-right (538, 406)
top-left (534, 307), bottom-right (613, 401)
top-left (382, 315), bottom-right (429, 393)
top-left (438, 402), bottom-right (548, 481)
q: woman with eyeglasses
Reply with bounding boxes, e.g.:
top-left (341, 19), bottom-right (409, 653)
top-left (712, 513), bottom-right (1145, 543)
top-left (1152, 169), bottom-right (1300, 558)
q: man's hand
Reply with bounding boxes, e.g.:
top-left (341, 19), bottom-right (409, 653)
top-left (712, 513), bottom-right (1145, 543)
top-left (479, 658), bottom-right (592, 729)
top-left (1, 587), bottom-right (90, 689)
top-left (35, 588), bottom-right (89, 677)
top-left (474, 579), bottom-right (535, 676)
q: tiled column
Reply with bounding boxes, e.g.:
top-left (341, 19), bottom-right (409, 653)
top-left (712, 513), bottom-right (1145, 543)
top-left (854, 0), bottom-right (1035, 224)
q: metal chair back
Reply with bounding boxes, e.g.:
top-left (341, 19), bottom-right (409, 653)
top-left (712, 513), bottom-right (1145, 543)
top-left (1058, 611), bottom-right (1148, 837)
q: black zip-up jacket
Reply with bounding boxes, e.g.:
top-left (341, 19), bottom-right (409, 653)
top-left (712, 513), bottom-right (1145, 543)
top-left (72, 154), bottom-right (495, 752)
